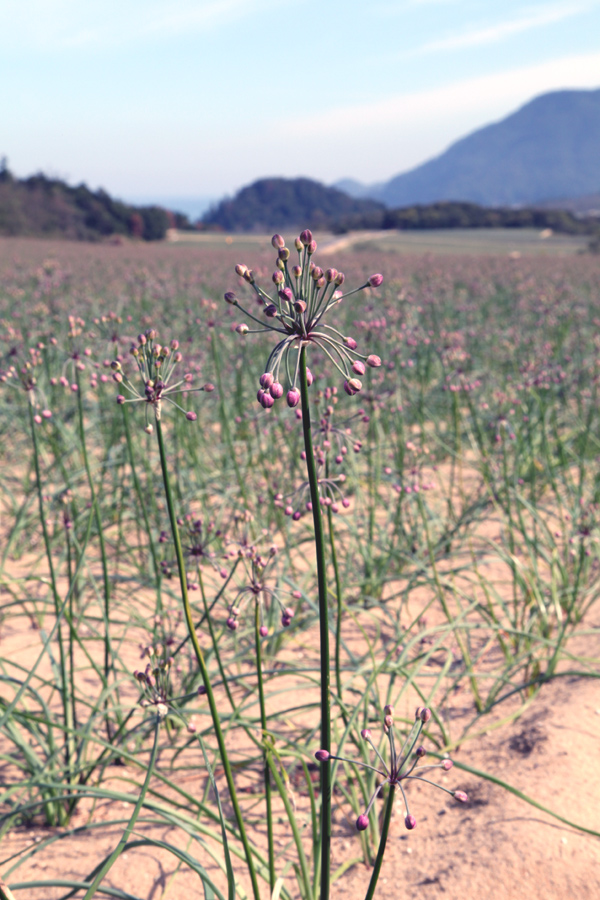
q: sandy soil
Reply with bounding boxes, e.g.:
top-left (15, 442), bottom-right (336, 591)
top-left (1, 590), bottom-right (599, 900)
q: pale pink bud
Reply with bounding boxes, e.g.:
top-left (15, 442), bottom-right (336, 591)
top-left (344, 378), bottom-right (362, 396)
top-left (368, 273), bottom-right (383, 287)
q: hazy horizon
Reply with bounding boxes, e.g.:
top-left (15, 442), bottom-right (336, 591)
top-left (4, 1), bottom-right (600, 202)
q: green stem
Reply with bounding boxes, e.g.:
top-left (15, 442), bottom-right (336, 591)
top-left (298, 345), bottom-right (331, 900)
top-left (255, 605), bottom-right (276, 894)
top-left (122, 405), bottom-right (162, 605)
top-left (154, 417), bottom-right (261, 900)
top-left (327, 505), bottom-right (344, 703)
top-left (363, 785), bottom-right (395, 900)
top-left (82, 716), bottom-right (161, 899)
top-left (75, 372), bottom-right (115, 718)
top-left (29, 403), bottom-right (73, 796)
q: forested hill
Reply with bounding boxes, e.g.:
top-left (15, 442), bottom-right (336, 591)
top-left (0, 162), bottom-right (191, 241)
top-left (202, 177), bottom-right (384, 232)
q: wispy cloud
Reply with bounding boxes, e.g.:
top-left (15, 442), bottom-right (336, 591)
top-left (273, 51), bottom-right (600, 179)
top-left (413, 3), bottom-right (593, 54)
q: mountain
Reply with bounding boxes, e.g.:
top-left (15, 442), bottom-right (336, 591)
top-left (333, 178), bottom-right (377, 199)
top-left (349, 89), bottom-right (600, 208)
top-left (202, 177), bottom-right (384, 232)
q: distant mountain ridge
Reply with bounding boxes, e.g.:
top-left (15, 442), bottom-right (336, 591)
top-left (336, 88), bottom-right (600, 208)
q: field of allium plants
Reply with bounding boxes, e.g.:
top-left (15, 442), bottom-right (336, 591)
top-left (0, 233), bottom-right (599, 900)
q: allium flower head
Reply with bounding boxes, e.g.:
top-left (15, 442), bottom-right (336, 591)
top-left (225, 231), bottom-right (383, 408)
top-left (134, 644), bottom-right (174, 718)
top-left (222, 541), bottom-right (299, 634)
top-left (315, 706), bottom-right (467, 832)
top-left (0, 343), bottom-right (53, 422)
top-left (111, 328), bottom-right (214, 431)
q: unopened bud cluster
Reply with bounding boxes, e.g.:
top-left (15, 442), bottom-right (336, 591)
top-left (111, 328), bottom-right (214, 431)
top-left (225, 230), bottom-right (383, 407)
top-left (134, 644), bottom-right (174, 718)
top-left (315, 705), bottom-right (467, 832)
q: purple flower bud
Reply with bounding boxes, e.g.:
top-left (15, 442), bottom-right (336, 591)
top-left (384, 714), bottom-right (393, 729)
top-left (272, 271), bottom-right (284, 285)
top-left (270, 381), bottom-right (284, 399)
top-left (384, 704), bottom-right (394, 716)
top-left (287, 389), bottom-right (300, 408)
top-left (368, 273), bottom-right (383, 287)
top-left (265, 304), bottom-right (278, 317)
top-left (294, 238), bottom-right (303, 252)
top-left (259, 625), bottom-right (268, 637)
top-left (235, 324), bottom-right (249, 335)
top-left (306, 368), bottom-right (313, 386)
top-left (307, 240), bottom-right (317, 255)
top-left (283, 607), bottom-right (294, 618)
top-left (117, 395), bottom-right (125, 404)
top-left (224, 292), bottom-right (237, 304)
top-left (300, 229), bottom-right (313, 246)
top-left (367, 354), bottom-right (382, 368)
top-left (281, 614), bottom-right (292, 627)
top-left (235, 264), bottom-right (247, 277)
top-left (336, 272), bottom-right (345, 286)
top-left (271, 233), bottom-right (285, 249)
top-left (356, 814), bottom-right (369, 831)
top-left (405, 814), bottom-right (417, 830)
top-left (416, 746), bottom-right (426, 758)
top-left (453, 790), bottom-right (468, 803)
top-left (292, 265), bottom-right (302, 278)
top-left (344, 378), bottom-right (362, 396)
top-left (278, 247), bottom-right (290, 261)
top-left (294, 299), bottom-right (307, 313)
top-left (420, 707), bottom-right (432, 723)
top-left (279, 288), bottom-right (293, 303)
top-left (260, 372), bottom-right (274, 389)
top-left (311, 266), bottom-right (323, 281)
top-left (352, 360), bottom-right (366, 376)
top-left (257, 389), bottom-right (266, 405)
top-left (260, 392), bottom-right (275, 409)
top-left (442, 759), bottom-right (454, 771)
top-left (361, 728), bottom-right (372, 740)
top-left (226, 617), bottom-right (238, 631)
top-left (326, 268), bottom-right (338, 282)
top-left (186, 411), bottom-right (197, 421)
top-left (344, 336), bottom-right (357, 350)
top-left (198, 685), bottom-right (207, 695)
top-left (203, 383), bottom-right (215, 392)
top-left (315, 749), bottom-right (330, 761)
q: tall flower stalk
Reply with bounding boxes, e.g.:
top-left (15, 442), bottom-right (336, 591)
top-left (226, 230), bottom-right (383, 900)
top-left (113, 330), bottom-right (260, 900)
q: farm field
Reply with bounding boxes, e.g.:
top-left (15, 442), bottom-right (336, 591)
top-left (0, 234), bottom-right (599, 900)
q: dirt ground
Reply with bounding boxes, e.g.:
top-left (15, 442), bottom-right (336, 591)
top-left (1, 596), bottom-right (599, 900)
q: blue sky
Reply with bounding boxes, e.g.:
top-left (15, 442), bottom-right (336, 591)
top-left (2, 0), bottom-right (600, 208)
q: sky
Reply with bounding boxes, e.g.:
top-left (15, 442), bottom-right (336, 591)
top-left (2, 0), bottom-right (600, 211)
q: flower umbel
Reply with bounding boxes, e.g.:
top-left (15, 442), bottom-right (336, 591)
top-left (225, 230), bottom-right (383, 407)
top-left (315, 706), bottom-right (467, 831)
top-left (111, 329), bottom-right (214, 432)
